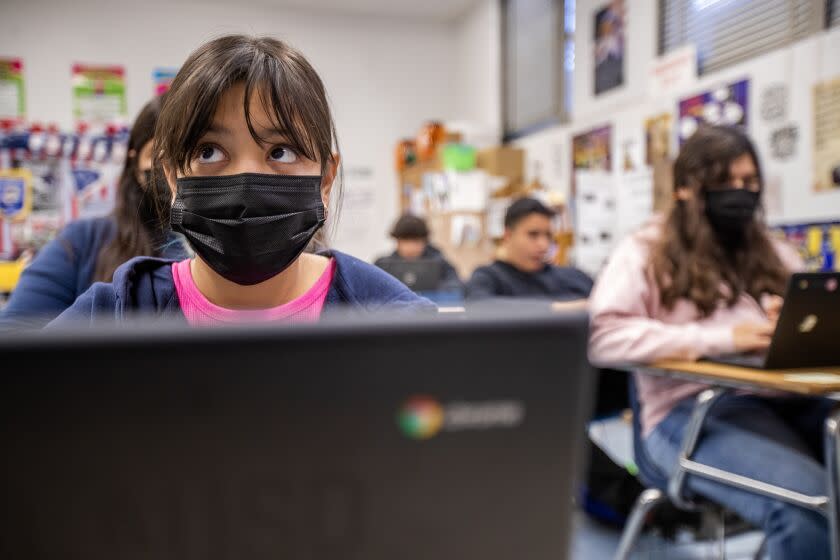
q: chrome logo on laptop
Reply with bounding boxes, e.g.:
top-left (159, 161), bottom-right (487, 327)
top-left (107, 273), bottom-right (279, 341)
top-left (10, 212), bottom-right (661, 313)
top-left (398, 396), bottom-right (525, 440)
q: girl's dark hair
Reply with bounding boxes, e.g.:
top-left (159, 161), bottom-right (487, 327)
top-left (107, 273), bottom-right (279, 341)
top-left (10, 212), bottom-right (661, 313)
top-left (154, 34), bottom-right (342, 245)
top-left (649, 125), bottom-right (790, 317)
top-left (94, 97), bottom-right (167, 282)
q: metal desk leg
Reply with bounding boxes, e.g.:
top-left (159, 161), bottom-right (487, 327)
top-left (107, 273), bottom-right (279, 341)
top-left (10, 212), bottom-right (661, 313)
top-left (668, 388), bottom-right (728, 510)
top-left (824, 407), bottom-right (840, 560)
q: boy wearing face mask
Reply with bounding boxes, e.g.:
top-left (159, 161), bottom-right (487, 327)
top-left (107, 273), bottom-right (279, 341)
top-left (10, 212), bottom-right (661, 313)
top-left (589, 125), bottom-right (831, 559)
top-left (49, 35), bottom-right (433, 327)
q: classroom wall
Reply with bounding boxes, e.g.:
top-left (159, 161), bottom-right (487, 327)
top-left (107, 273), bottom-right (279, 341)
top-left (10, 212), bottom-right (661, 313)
top-left (0, 0), bottom-right (462, 261)
top-left (3, 0), bottom-right (836, 259)
top-left (514, 0), bottom-right (840, 227)
top-left (451, 0), bottom-right (503, 144)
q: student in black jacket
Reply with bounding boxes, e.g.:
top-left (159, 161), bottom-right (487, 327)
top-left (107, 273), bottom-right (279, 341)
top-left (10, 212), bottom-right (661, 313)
top-left (374, 214), bottom-right (463, 293)
top-left (466, 197), bottom-right (592, 303)
top-left (467, 198), bottom-right (629, 528)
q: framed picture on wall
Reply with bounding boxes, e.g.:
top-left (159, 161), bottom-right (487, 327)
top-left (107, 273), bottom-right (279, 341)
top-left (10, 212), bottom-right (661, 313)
top-left (594, 1), bottom-right (625, 95)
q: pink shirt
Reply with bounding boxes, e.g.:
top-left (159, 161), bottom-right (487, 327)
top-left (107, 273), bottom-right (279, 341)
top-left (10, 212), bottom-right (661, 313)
top-left (171, 258), bottom-right (335, 326)
top-left (588, 218), bottom-right (803, 436)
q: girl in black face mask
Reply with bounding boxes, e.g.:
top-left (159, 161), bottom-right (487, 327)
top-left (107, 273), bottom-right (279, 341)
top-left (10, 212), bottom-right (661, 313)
top-left (0, 97), bottom-right (190, 331)
top-left (50, 35), bottom-right (434, 327)
top-left (589, 126), bottom-right (833, 559)
top-left (701, 156), bottom-right (762, 249)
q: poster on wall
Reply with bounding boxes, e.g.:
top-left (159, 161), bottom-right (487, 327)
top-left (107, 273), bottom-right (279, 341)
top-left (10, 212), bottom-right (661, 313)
top-left (0, 58), bottom-right (25, 122)
top-left (760, 84), bottom-right (788, 122)
top-left (769, 125), bottom-right (798, 161)
top-left (68, 161), bottom-right (120, 220)
top-left (0, 168), bottom-right (32, 222)
top-left (572, 125), bottom-right (612, 172)
top-left (812, 77), bottom-right (840, 193)
top-left (72, 64), bottom-right (127, 125)
top-left (153, 67), bottom-right (178, 96)
top-left (594, 1), bottom-right (625, 95)
top-left (678, 79), bottom-right (749, 144)
top-left (645, 113), bottom-right (674, 213)
top-left (21, 154), bottom-right (67, 252)
top-left (571, 124), bottom-right (612, 196)
top-left (772, 222), bottom-right (840, 271)
top-left (645, 113), bottom-right (672, 165)
top-left (649, 45), bottom-right (697, 99)
top-left (620, 138), bottom-right (642, 171)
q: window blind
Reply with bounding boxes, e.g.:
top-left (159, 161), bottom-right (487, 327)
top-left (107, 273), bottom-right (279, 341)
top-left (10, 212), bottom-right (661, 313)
top-left (660, 0), bottom-right (821, 74)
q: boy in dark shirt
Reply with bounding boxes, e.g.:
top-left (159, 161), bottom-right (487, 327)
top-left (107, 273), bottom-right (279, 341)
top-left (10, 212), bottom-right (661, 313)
top-left (468, 200), bottom-right (628, 527)
top-left (374, 214), bottom-right (463, 293)
top-left (466, 198), bottom-right (592, 303)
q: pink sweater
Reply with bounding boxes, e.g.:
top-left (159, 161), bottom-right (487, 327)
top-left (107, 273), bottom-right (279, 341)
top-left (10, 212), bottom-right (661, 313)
top-left (589, 218), bottom-right (802, 436)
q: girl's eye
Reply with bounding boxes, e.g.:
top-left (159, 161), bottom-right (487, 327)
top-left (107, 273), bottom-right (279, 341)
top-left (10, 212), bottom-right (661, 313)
top-left (197, 145), bottom-right (225, 163)
top-left (269, 146), bottom-right (298, 164)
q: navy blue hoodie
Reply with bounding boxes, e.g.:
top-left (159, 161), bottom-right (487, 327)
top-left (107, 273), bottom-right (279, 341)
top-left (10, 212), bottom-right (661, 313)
top-left (48, 250), bottom-right (435, 326)
top-left (0, 217), bottom-right (189, 330)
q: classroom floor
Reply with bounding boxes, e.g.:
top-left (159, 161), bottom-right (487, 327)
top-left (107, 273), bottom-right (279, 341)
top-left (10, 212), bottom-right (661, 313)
top-left (570, 510), bottom-right (766, 559)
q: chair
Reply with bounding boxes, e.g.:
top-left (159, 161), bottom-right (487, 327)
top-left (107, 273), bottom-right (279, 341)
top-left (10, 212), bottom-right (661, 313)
top-left (614, 378), bottom-right (733, 560)
top-left (615, 367), bottom-right (840, 560)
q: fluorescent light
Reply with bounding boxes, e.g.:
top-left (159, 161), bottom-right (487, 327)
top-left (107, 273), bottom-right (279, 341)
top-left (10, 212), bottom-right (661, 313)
top-left (693, 0), bottom-right (728, 10)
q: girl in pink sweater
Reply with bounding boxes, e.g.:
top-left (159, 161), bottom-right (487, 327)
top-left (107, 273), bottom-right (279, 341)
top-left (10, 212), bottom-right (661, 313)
top-left (590, 125), bottom-right (831, 559)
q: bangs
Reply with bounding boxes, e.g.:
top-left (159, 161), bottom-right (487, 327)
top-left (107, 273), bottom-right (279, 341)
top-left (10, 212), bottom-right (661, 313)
top-left (157, 35), bottom-right (336, 176)
top-left (243, 71), bottom-right (325, 167)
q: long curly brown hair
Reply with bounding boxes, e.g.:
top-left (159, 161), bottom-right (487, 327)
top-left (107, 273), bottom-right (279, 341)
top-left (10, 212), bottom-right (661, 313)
top-left (650, 126), bottom-right (790, 317)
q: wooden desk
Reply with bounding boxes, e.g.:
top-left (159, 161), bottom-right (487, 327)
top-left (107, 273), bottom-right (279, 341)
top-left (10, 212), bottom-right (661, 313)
top-left (650, 359), bottom-right (840, 395)
top-left (636, 359), bottom-right (840, 560)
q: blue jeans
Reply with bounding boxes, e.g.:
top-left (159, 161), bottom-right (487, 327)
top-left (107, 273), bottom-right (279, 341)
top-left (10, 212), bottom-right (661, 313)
top-left (645, 393), bottom-right (836, 560)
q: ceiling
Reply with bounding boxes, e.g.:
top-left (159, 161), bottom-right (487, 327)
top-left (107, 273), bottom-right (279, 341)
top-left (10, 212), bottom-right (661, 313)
top-left (194, 0), bottom-right (482, 22)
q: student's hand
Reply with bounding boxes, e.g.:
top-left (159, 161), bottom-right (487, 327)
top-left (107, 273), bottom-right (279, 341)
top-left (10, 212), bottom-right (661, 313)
top-left (732, 322), bottom-right (775, 353)
top-left (762, 294), bottom-right (784, 324)
top-left (551, 299), bottom-right (589, 312)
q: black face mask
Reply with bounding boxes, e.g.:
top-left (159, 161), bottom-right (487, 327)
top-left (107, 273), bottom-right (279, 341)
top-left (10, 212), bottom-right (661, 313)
top-left (170, 173), bottom-right (325, 286)
top-left (704, 187), bottom-right (760, 246)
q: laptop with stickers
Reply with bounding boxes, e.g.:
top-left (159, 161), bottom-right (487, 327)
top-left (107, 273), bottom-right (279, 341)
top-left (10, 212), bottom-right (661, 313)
top-left (705, 272), bottom-right (840, 369)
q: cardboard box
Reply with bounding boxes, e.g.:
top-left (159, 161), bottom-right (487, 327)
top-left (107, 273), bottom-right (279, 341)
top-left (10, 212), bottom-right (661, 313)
top-left (476, 147), bottom-right (525, 186)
